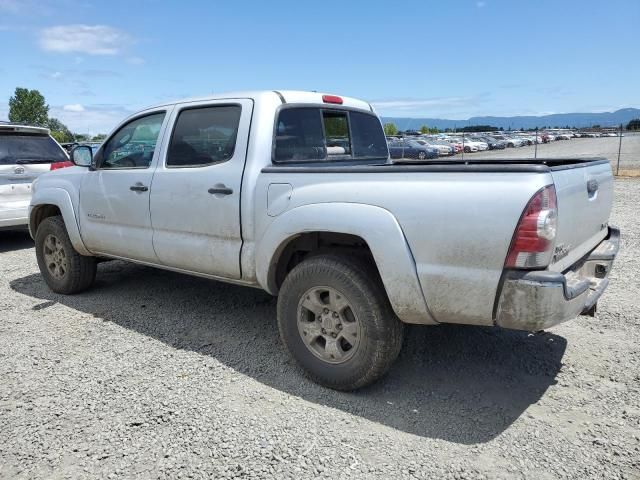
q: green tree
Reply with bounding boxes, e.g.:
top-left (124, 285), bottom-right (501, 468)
top-left (46, 117), bottom-right (74, 143)
top-left (383, 123), bottom-right (398, 135)
top-left (419, 125), bottom-right (429, 134)
top-left (459, 125), bottom-right (498, 133)
top-left (626, 119), bottom-right (640, 130)
top-left (91, 133), bottom-right (107, 142)
top-left (8, 87), bottom-right (49, 126)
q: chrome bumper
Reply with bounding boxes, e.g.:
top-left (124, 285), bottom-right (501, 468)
top-left (495, 227), bottom-right (620, 331)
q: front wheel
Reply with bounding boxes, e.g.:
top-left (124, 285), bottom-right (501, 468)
top-left (35, 216), bottom-right (97, 294)
top-left (277, 254), bottom-right (404, 390)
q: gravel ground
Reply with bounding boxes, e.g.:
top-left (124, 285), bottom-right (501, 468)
top-left (1, 179), bottom-right (639, 480)
top-left (466, 134), bottom-right (640, 173)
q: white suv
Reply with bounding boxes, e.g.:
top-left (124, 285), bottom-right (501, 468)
top-left (0, 124), bottom-right (71, 230)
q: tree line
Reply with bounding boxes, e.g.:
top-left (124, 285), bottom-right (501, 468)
top-left (6, 87), bottom-right (107, 143)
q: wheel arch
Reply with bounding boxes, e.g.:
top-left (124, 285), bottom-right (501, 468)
top-left (256, 202), bottom-right (436, 325)
top-left (29, 188), bottom-right (91, 256)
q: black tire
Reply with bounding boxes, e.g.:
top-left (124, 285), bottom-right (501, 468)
top-left (464, 146), bottom-right (471, 153)
top-left (35, 216), bottom-right (97, 294)
top-left (277, 254), bottom-right (404, 391)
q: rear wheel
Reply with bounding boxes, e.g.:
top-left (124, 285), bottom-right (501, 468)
top-left (418, 151), bottom-right (426, 160)
top-left (35, 216), bottom-right (97, 294)
top-left (277, 254), bottom-right (404, 390)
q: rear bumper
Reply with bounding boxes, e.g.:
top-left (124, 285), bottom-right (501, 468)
top-left (495, 226), bottom-right (620, 331)
top-left (0, 205), bottom-right (29, 229)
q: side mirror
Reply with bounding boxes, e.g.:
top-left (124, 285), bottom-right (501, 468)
top-left (71, 145), bottom-right (93, 167)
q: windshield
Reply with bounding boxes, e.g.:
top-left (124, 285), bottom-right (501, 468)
top-left (274, 107), bottom-right (388, 163)
top-left (0, 133), bottom-right (67, 165)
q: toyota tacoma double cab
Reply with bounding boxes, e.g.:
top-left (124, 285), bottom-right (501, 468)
top-left (28, 91), bottom-right (619, 390)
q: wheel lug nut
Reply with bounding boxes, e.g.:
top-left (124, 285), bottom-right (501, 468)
top-left (331, 333), bottom-right (337, 338)
top-left (332, 312), bottom-right (338, 318)
top-left (323, 308), bottom-right (329, 314)
top-left (321, 328), bottom-right (326, 334)
top-left (337, 324), bottom-right (342, 330)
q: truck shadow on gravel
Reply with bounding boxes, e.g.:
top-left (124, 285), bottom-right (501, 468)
top-left (0, 230), bottom-right (33, 253)
top-left (11, 260), bottom-right (567, 444)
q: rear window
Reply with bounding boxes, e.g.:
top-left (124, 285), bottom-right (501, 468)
top-left (0, 133), bottom-right (67, 165)
top-left (274, 107), bottom-right (388, 163)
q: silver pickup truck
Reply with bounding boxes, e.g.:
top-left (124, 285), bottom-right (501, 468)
top-left (28, 90), bottom-right (619, 390)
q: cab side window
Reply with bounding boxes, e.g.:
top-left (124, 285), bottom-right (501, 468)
top-left (100, 112), bottom-right (166, 169)
top-left (167, 105), bottom-right (241, 167)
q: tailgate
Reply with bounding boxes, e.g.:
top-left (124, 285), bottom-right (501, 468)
top-left (548, 160), bottom-right (613, 272)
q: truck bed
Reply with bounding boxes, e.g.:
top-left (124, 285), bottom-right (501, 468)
top-left (262, 157), bottom-right (610, 174)
top-left (258, 156), bottom-right (613, 326)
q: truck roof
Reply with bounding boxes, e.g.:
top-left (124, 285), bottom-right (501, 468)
top-left (148, 90), bottom-right (374, 112)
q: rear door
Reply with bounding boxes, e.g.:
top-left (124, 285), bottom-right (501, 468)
top-left (78, 109), bottom-right (170, 262)
top-left (149, 99), bottom-right (253, 279)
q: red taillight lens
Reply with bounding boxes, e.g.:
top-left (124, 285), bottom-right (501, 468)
top-left (50, 161), bottom-right (74, 170)
top-left (505, 185), bottom-right (558, 269)
top-left (322, 94), bottom-right (343, 104)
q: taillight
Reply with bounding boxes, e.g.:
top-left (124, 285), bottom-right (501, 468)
top-left (505, 185), bottom-right (558, 269)
top-left (322, 94), bottom-right (343, 104)
top-left (50, 161), bottom-right (74, 170)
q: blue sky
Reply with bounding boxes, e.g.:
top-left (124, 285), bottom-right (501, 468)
top-left (1, 0), bottom-right (638, 133)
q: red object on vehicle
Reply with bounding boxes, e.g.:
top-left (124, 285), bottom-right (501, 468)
top-left (322, 94), bottom-right (343, 105)
top-left (505, 185), bottom-right (558, 269)
top-left (50, 161), bottom-right (74, 170)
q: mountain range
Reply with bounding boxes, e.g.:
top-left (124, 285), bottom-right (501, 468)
top-left (381, 108), bottom-right (640, 131)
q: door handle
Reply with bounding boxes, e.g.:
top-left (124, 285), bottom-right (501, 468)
top-left (208, 186), bottom-right (233, 195)
top-left (130, 183), bottom-right (149, 192)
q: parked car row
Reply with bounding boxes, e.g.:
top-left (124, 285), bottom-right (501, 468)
top-left (386, 127), bottom-right (621, 161)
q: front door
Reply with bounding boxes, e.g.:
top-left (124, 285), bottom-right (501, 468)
top-left (149, 99), bottom-right (253, 279)
top-left (79, 110), bottom-right (170, 262)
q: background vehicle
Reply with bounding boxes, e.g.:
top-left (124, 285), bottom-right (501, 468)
top-left (415, 138), bottom-right (454, 156)
top-left (491, 134), bottom-right (525, 147)
top-left (388, 138), bottom-right (439, 160)
top-left (1, 124), bottom-right (72, 230)
top-left (447, 137), bottom-right (477, 152)
top-left (429, 140), bottom-right (456, 156)
top-left (28, 90), bottom-right (619, 391)
top-left (471, 135), bottom-right (506, 150)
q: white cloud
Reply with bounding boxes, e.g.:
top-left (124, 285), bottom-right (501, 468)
top-left (372, 97), bottom-right (473, 110)
top-left (126, 56), bottom-right (145, 65)
top-left (50, 104), bottom-right (134, 134)
top-left (63, 104), bottom-right (85, 112)
top-left (50, 71), bottom-right (63, 80)
top-left (39, 25), bottom-right (131, 55)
